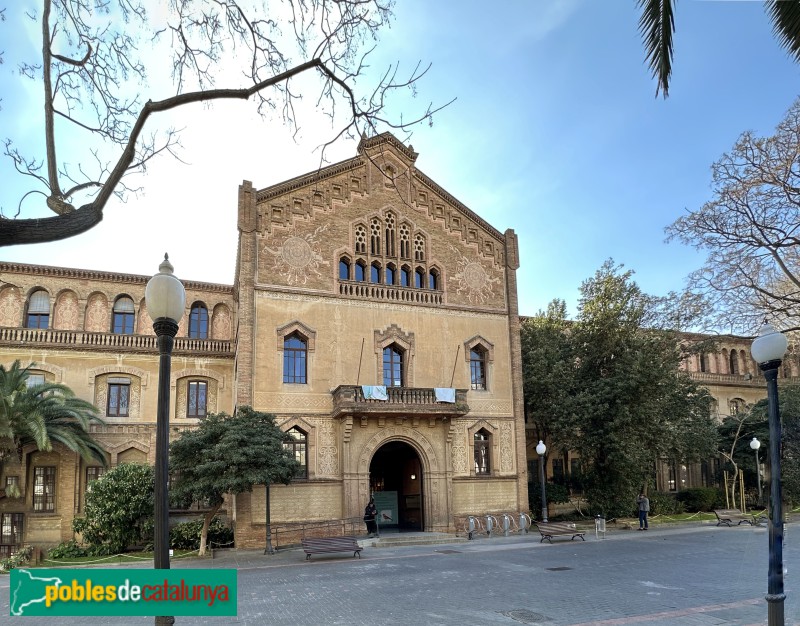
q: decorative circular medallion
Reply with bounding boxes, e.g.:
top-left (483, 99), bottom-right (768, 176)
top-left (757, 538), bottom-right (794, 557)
top-left (281, 237), bottom-right (313, 268)
top-left (463, 262), bottom-right (488, 290)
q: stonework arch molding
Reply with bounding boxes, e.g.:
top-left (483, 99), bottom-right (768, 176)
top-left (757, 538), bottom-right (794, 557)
top-left (350, 427), bottom-right (450, 533)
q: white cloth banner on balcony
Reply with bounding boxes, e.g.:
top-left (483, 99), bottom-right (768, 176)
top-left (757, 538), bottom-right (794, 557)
top-left (362, 385), bottom-right (388, 400)
top-left (434, 387), bottom-right (456, 403)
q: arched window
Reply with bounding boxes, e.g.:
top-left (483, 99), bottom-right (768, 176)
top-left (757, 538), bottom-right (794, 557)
top-left (385, 265), bottom-right (395, 286)
top-left (474, 430), bottom-right (491, 475)
top-left (414, 267), bottom-right (425, 289)
top-left (370, 218), bottom-right (382, 255)
top-left (428, 269), bottom-right (439, 291)
top-left (400, 266), bottom-right (410, 287)
top-left (383, 345), bottom-right (404, 387)
top-left (283, 333), bottom-right (307, 384)
top-left (339, 258), bottom-right (351, 280)
top-left (470, 347), bottom-right (488, 390)
top-left (414, 233), bottom-right (426, 261)
top-left (187, 380), bottom-right (208, 417)
top-left (699, 353), bottom-right (709, 373)
top-left (354, 225), bottom-right (367, 254)
top-left (26, 290), bottom-right (50, 329)
top-left (284, 427), bottom-right (308, 478)
top-left (399, 223), bottom-right (410, 259)
top-left (370, 263), bottom-right (381, 284)
top-left (729, 398), bottom-right (745, 415)
top-left (112, 297), bottom-right (135, 335)
top-left (188, 303), bottom-right (208, 339)
top-left (385, 212), bottom-right (396, 257)
top-left (355, 261), bottom-right (366, 282)
top-left (729, 350), bottom-right (739, 375)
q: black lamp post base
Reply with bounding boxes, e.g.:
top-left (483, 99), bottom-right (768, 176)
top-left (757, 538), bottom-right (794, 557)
top-left (766, 593), bottom-right (785, 626)
top-left (155, 616), bottom-right (175, 625)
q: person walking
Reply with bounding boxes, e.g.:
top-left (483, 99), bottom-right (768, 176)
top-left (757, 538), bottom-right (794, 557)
top-left (364, 496), bottom-right (378, 538)
top-left (637, 492), bottom-right (650, 530)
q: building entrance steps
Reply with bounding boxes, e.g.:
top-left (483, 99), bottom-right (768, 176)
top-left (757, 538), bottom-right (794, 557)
top-left (359, 531), bottom-right (468, 549)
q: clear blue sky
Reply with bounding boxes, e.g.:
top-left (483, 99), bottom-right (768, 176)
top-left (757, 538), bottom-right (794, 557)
top-left (2, 0), bottom-right (799, 318)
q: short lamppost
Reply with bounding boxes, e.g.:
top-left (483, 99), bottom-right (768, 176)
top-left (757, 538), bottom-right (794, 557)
top-left (750, 436), bottom-right (763, 507)
top-left (751, 322), bottom-right (788, 626)
top-left (536, 440), bottom-right (548, 523)
top-left (264, 482), bottom-right (274, 555)
top-left (145, 254), bottom-right (186, 626)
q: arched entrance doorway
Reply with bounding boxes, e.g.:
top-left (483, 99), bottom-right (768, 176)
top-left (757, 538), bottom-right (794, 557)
top-left (369, 441), bottom-right (423, 531)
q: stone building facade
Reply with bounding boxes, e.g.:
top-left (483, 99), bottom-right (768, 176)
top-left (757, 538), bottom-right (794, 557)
top-left (0, 133), bottom-right (530, 553)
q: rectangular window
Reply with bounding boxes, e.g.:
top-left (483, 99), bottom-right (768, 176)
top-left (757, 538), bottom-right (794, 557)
top-left (86, 466), bottom-right (105, 492)
top-left (107, 381), bottom-right (130, 417)
top-left (33, 466), bottom-right (56, 512)
top-left (0, 513), bottom-right (23, 556)
top-left (552, 459), bottom-right (564, 483)
top-left (187, 381), bottom-right (208, 417)
top-left (26, 374), bottom-right (45, 389)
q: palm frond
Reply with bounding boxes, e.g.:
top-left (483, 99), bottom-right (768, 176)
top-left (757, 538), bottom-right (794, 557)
top-left (637, 0), bottom-right (676, 98)
top-left (766, 0), bottom-right (800, 63)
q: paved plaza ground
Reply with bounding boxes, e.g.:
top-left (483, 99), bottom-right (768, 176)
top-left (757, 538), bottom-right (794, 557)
top-left (1, 522), bottom-right (797, 625)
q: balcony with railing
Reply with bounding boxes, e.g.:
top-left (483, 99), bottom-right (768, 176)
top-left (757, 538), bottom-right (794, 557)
top-left (331, 385), bottom-right (469, 419)
top-left (0, 327), bottom-right (233, 357)
top-left (338, 280), bottom-right (443, 305)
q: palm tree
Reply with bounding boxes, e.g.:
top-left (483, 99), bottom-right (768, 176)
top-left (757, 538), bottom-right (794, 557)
top-left (638, 0), bottom-right (800, 97)
top-left (0, 360), bottom-right (106, 467)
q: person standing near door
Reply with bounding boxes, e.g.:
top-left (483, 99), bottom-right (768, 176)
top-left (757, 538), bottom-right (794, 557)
top-left (364, 496), bottom-right (378, 537)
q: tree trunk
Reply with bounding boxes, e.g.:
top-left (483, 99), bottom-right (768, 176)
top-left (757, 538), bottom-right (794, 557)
top-left (198, 502), bottom-right (222, 557)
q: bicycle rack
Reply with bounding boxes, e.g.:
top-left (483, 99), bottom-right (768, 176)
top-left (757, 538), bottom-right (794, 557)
top-left (485, 514), bottom-right (499, 537)
top-left (518, 512), bottom-right (532, 534)
top-left (465, 515), bottom-right (483, 540)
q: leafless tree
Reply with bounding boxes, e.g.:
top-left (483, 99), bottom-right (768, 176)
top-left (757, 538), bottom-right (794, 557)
top-left (666, 97), bottom-right (800, 335)
top-left (0, 0), bottom-right (447, 246)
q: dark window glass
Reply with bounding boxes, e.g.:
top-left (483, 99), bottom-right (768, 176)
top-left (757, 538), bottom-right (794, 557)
top-left (188, 304), bottom-right (208, 339)
top-left (0, 513), bottom-right (23, 553)
top-left (385, 266), bottom-right (395, 285)
top-left (283, 334), bottom-right (307, 384)
top-left (26, 290), bottom-right (50, 329)
top-left (370, 264), bottom-right (380, 284)
top-left (187, 380), bottom-right (208, 417)
top-left (415, 269), bottom-right (424, 288)
top-left (33, 466), bottom-right (56, 512)
top-left (283, 427), bottom-right (308, 478)
top-left (86, 467), bottom-right (105, 493)
top-left (400, 268), bottom-right (410, 287)
top-left (107, 383), bottom-right (130, 416)
top-left (339, 259), bottom-right (350, 280)
top-left (552, 459), bottom-right (564, 483)
top-left (383, 346), bottom-right (403, 387)
top-left (355, 263), bottom-right (366, 282)
top-left (429, 271), bottom-right (438, 290)
top-left (474, 431), bottom-right (490, 475)
top-left (112, 297), bottom-right (135, 334)
top-left (470, 348), bottom-right (487, 390)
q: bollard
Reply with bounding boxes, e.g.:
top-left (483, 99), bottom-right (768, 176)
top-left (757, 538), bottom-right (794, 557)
top-left (467, 516), bottom-right (476, 540)
top-left (502, 514), bottom-right (511, 537)
top-left (485, 515), bottom-right (494, 537)
top-left (519, 512), bottom-right (531, 534)
top-left (595, 515), bottom-right (606, 539)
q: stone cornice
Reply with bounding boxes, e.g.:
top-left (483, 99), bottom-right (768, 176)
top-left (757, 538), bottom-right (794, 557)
top-left (256, 156), bottom-right (363, 202)
top-left (0, 261), bottom-right (233, 294)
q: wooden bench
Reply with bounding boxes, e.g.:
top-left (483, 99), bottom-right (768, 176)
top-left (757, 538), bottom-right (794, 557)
top-left (536, 522), bottom-right (586, 543)
top-left (714, 509), bottom-right (756, 527)
top-left (301, 536), bottom-right (363, 560)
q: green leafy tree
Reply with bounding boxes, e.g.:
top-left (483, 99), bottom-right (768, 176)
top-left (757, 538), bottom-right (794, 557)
top-left (170, 406), bottom-right (299, 555)
top-left (741, 383), bottom-right (800, 506)
top-left (637, 1), bottom-right (800, 97)
top-left (73, 463), bottom-right (154, 555)
top-left (0, 360), bottom-right (106, 473)
top-left (541, 261), bottom-right (718, 517)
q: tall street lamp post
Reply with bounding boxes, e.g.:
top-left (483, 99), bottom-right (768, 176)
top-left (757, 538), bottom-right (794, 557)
top-left (145, 255), bottom-right (186, 626)
top-left (536, 440), bottom-right (548, 523)
top-left (750, 437), bottom-right (762, 507)
top-left (751, 322), bottom-right (788, 626)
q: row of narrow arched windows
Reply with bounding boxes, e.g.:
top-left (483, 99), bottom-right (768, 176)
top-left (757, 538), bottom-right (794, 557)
top-left (339, 258), bottom-right (440, 290)
top-left (282, 332), bottom-right (489, 391)
top-left (23, 289), bottom-right (212, 339)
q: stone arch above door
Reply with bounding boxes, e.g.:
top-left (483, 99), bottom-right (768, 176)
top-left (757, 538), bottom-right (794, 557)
top-left (356, 426), bottom-right (438, 474)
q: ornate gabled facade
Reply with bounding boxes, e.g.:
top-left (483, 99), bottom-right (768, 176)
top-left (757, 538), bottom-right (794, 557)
top-left (0, 133), bottom-right (530, 553)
